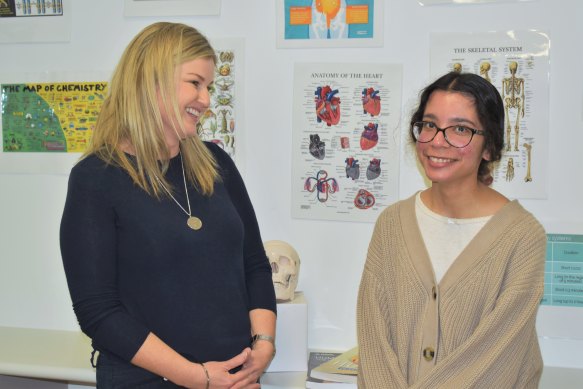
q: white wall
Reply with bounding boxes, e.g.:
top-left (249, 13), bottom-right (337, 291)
top-left (1, 0), bottom-right (582, 385)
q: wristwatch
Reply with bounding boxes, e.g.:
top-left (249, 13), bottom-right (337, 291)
top-left (251, 334), bottom-right (276, 357)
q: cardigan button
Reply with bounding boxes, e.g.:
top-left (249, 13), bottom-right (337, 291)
top-left (423, 347), bottom-right (435, 361)
top-left (431, 286), bottom-right (437, 299)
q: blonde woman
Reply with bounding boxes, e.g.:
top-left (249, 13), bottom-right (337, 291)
top-left (61, 22), bottom-right (276, 388)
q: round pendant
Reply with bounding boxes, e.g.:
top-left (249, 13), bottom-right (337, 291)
top-left (187, 216), bottom-right (202, 230)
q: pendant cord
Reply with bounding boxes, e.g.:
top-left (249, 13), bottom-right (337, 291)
top-left (156, 151), bottom-right (191, 217)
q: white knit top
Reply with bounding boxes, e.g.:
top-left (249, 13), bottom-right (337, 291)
top-left (415, 192), bottom-right (491, 283)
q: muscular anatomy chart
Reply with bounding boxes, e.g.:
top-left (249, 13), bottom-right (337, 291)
top-left (430, 30), bottom-right (550, 199)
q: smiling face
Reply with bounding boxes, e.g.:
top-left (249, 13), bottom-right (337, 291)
top-left (416, 90), bottom-right (489, 189)
top-left (159, 56), bottom-right (215, 152)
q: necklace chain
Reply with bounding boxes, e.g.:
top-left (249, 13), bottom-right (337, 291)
top-left (156, 151), bottom-right (191, 217)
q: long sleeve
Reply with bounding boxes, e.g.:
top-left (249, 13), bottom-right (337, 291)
top-left (357, 222), bottom-right (409, 389)
top-left (357, 204), bottom-right (424, 388)
top-left (210, 143), bottom-right (276, 314)
top-left (60, 158), bottom-right (150, 361)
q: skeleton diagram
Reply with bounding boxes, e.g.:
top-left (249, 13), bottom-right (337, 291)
top-left (453, 63), bottom-right (462, 73)
top-left (523, 143), bottom-right (533, 182)
top-left (480, 61), bottom-right (491, 83)
top-left (502, 61), bottom-right (525, 152)
top-left (506, 157), bottom-right (514, 182)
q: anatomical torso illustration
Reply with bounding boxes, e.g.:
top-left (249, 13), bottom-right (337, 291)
top-left (314, 0), bottom-right (343, 39)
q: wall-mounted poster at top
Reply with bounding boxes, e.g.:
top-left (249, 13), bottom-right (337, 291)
top-left (430, 30), bottom-right (550, 200)
top-left (276, 0), bottom-right (383, 48)
top-left (0, 0), bottom-right (63, 17)
top-left (0, 0), bottom-right (70, 42)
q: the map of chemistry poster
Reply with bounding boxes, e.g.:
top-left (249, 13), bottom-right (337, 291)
top-left (1, 82), bottom-right (107, 153)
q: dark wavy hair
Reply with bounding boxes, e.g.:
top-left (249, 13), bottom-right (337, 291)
top-left (409, 72), bottom-right (505, 184)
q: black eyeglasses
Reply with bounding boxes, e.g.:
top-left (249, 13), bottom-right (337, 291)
top-left (412, 121), bottom-right (485, 148)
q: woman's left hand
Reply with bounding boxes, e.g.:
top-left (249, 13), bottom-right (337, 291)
top-left (229, 341), bottom-right (275, 389)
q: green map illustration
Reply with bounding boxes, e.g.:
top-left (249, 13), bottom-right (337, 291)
top-left (1, 82), bottom-right (107, 152)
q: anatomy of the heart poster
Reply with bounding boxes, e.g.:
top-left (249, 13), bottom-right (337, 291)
top-left (276, 0), bottom-right (383, 48)
top-left (292, 63), bottom-right (402, 223)
top-left (430, 30), bottom-right (550, 199)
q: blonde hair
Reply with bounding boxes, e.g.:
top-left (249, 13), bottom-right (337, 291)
top-left (85, 22), bottom-right (219, 197)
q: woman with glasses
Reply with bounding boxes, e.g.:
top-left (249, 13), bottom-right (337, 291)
top-left (356, 72), bottom-right (545, 388)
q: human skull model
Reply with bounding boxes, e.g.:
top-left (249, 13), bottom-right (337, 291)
top-left (264, 240), bottom-right (301, 302)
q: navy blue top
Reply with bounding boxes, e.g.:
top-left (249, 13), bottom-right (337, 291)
top-left (60, 142), bottom-right (276, 363)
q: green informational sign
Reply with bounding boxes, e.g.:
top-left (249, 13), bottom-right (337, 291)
top-left (542, 234), bottom-right (583, 308)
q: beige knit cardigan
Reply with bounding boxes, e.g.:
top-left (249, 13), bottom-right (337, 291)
top-left (357, 194), bottom-right (546, 388)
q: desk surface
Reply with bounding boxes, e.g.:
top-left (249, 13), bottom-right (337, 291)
top-left (1, 326), bottom-right (582, 388)
top-left (0, 326), bottom-right (94, 383)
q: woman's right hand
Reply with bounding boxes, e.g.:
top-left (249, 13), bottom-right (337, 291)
top-left (188, 348), bottom-right (255, 389)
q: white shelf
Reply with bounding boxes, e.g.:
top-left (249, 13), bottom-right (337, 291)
top-left (1, 325), bottom-right (580, 388)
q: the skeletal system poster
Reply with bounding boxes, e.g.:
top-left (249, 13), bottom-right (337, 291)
top-left (430, 30), bottom-right (550, 199)
top-left (292, 63), bottom-right (402, 222)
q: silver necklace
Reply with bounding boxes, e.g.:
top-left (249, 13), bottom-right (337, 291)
top-left (156, 151), bottom-right (202, 231)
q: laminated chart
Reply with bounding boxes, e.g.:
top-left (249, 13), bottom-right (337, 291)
top-left (542, 234), bottom-right (583, 308)
top-left (285, 0), bottom-right (374, 40)
top-left (1, 82), bottom-right (107, 152)
top-left (0, 0), bottom-right (63, 17)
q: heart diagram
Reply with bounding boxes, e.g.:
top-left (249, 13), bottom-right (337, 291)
top-left (360, 122), bottom-right (379, 150)
top-left (315, 85), bottom-right (341, 126)
top-left (362, 87), bottom-right (381, 117)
